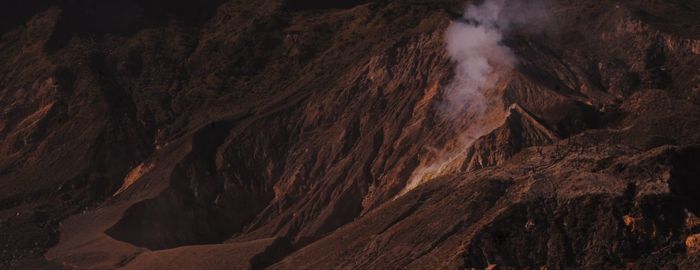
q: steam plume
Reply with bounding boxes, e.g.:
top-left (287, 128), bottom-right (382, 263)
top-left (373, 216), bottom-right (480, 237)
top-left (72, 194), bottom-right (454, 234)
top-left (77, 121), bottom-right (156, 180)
top-left (400, 0), bottom-right (550, 195)
top-left (442, 0), bottom-right (515, 116)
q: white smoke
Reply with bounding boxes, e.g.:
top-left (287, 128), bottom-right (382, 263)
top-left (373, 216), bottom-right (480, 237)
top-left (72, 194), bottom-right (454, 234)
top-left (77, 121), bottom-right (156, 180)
top-left (442, 0), bottom-right (516, 116)
top-left (400, 0), bottom-right (551, 196)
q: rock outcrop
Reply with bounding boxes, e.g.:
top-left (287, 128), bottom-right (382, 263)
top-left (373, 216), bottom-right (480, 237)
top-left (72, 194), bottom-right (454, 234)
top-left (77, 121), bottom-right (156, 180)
top-left (0, 0), bottom-right (699, 269)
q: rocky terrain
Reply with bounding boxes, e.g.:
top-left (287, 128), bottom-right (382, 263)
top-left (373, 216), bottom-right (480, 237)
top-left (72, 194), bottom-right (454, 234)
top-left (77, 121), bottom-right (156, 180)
top-left (1, 0), bottom-right (700, 269)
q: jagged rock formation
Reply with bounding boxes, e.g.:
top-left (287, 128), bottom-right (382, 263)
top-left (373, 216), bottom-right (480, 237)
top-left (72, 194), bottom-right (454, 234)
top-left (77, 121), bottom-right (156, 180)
top-left (460, 104), bottom-right (559, 172)
top-left (1, 0), bottom-right (699, 269)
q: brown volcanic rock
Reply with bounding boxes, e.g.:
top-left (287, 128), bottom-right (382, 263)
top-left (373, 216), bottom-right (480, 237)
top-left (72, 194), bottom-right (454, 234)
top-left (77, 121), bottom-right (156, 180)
top-left (0, 0), bottom-right (698, 269)
top-left (271, 140), bottom-right (700, 269)
top-left (460, 103), bottom-right (559, 172)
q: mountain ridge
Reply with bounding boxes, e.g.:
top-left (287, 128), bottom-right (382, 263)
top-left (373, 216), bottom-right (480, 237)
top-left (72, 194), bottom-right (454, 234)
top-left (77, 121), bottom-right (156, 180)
top-left (1, 0), bottom-right (699, 269)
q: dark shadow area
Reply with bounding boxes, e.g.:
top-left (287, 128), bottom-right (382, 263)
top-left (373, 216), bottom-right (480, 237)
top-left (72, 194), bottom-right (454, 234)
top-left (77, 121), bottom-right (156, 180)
top-left (250, 237), bottom-right (294, 270)
top-left (0, 0), bottom-right (52, 35)
top-left (105, 118), bottom-right (283, 250)
top-left (45, 0), bottom-right (224, 52)
top-left (105, 120), bottom-right (243, 250)
top-left (669, 146), bottom-right (700, 215)
top-left (281, 0), bottom-right (372, 11)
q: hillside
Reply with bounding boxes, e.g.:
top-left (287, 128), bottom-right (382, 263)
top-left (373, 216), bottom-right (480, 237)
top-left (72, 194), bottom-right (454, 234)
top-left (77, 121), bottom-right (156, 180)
top-left (1, 0), bottom-right (700, 269)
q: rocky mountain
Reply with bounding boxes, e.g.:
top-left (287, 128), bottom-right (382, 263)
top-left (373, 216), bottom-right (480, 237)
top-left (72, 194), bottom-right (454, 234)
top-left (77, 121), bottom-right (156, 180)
top-left (1, 0), bottom-right (700, 269)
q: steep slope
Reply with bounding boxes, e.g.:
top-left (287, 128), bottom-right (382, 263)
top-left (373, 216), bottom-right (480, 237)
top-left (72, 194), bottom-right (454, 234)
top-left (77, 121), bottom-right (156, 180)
top-left (271, 87), bottom-right (700, 269)
top-left (0, 0), bottom-right (698, 269)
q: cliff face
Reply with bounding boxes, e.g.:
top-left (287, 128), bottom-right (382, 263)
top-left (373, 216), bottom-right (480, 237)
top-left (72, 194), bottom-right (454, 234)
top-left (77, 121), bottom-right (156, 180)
top-left (1, 0), bottom-right (700, 269)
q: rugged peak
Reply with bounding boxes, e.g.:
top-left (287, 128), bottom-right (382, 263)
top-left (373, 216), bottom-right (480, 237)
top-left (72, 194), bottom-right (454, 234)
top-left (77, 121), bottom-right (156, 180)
top-left (459, 102), bottom-right (559, 172)
top-left (0, 0), bottom-right (699, 269)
